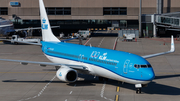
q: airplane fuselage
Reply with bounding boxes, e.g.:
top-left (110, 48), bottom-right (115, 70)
top-left (41, 41), bottom-right (155, 84)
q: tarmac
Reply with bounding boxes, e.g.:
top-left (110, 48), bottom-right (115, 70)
top-left (0, 37), bottom-right (180, 101)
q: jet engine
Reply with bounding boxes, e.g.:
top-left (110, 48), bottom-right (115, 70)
top-left (56, 65), bottom-right (78, 83)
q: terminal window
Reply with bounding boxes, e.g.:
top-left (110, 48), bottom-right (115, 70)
top-left (45, 7), bottom-right (71, 15)
top-left (103, 7), bottom-right (127, 15)
top-left (0, 8), bottom-right (8, 15)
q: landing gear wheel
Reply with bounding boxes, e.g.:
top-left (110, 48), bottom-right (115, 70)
top-left (136, 88), bottom-right (141, 94)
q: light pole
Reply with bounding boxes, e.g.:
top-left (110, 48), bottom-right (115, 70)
top-left (139, 0), bottom-right (142, 37)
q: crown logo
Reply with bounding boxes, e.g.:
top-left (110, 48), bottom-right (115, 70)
top-left (42, 18), bottom-right (46, 23)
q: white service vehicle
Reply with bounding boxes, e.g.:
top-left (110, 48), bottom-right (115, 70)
top-left (76, 30), bottom-right (90, 40)
top-left (123, 33), bottom-right (135, 41)
top-left (11, 35), bottom-right (40, 44)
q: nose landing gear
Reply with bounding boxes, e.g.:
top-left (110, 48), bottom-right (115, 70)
top-left (136, 88), bottom-right (141, 94)
top-left (135, 84), bottom-right (142, 94)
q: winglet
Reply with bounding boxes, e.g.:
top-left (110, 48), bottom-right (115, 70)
top-left (142, 35), bottom-right (175, 59)
top-left (170, 35), bottom-right (175, 52)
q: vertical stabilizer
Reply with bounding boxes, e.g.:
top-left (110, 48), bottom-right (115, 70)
top-left (39, 0), bottom-right (60, 42)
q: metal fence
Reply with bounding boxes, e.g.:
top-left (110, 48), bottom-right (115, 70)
top-left (118, 29), bottom-right (139, 38)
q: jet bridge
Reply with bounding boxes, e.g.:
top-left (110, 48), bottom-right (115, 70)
top-left (154, 12), bottom-right (180, 37)
top-left (156, 12), bottom-right (180, 29)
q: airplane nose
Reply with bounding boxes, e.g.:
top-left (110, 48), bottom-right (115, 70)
top-left (147, 72), bottom-right (155, 80)
top-left (145, 69), bottom-right (155, 80)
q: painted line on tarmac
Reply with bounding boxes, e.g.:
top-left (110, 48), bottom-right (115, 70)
top-left (116, 86), bottom-right (120, 92)
top-left (100, 81), bottom-right (106, 98)
top-left (69, 91), bottom-right (73, 94)
top-left (84, 38), bottom-right (92, 45)
top-left (100, 81), bottom-right (113, 101)
top-left (115, 95), bottom-right (119, 101)
top-left (114, 82), bottom-right (120, 101)
top-left (18, 75), bottom-right (56, 101)
top-left (116, 81), bottom-right (120, 92)
top-left (98, 37), bottom-right (105, 47)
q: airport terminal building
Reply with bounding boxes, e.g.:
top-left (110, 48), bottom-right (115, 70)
top-left (0, 0), bottom-right (180, 37)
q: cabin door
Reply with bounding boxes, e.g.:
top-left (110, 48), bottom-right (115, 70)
top-left (123, 60), bottom-right (130, 74)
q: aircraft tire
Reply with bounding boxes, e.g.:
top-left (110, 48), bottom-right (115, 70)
top-left (136, 88), bottom-right (141, 94)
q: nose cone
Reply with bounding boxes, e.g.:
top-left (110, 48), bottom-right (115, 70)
top-left (144, 68), bottom-right (155, 80)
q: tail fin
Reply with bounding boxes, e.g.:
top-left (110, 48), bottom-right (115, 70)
top-left (39, 0), bottom-right (60, 42)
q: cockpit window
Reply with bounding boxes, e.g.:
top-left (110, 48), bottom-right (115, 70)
top-left (141, 65), bottom-right (147, 68)
top-left (147, 65), bottom-right (152, 67)
top-left (134, 64), bottom-right (140, 68)
top-left (134, 64), bottom-right (152, 68)
top-left (134, 64), bottom-right (138, 68)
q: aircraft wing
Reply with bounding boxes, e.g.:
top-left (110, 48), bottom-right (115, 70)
top-left (0, 24), bottom-right (13, 28)
top-left (61, 37), bottom-right (78, 42)
top-left (142, 35), bottom-right (175, 59)
top-left (0, 58), bottom-right (88, 71)
top-left (14, 26), bottom-right (59, 32)
top-left (10, 40), bottom-right (42, 45)
top-left (0, 39), bottom-right (42, 46)
top-left (0, 37), bottom-right (79, 45)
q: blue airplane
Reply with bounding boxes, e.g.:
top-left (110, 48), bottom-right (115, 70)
top-left (0, 0), bottom-right (175, 94)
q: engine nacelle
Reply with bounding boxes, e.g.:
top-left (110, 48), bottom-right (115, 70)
top-left (56, 65), bottom-right (78, 83)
